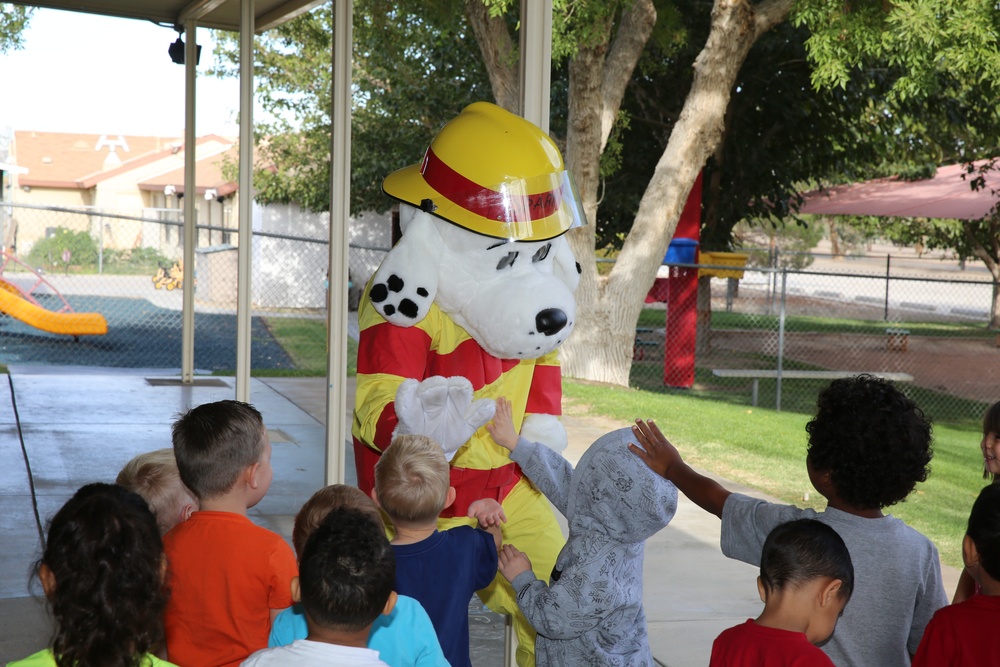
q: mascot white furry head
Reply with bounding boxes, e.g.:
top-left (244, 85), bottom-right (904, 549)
top-left (369, 101), bottom-right (585, 360)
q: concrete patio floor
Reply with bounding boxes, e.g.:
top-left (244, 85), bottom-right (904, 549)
top-left (0, 367), bottom-right (959, 666)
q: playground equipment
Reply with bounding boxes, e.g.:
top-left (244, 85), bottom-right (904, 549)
top-left (152, 259), bottom-right (186, 291)
top-left (0, 251), bottom-right (108, 337)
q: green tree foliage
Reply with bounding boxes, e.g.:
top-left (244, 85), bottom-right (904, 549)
top-left (793, 0), bottom-right (1000, 101)
top-left (210, 2), bottom-right (492, 213)
top-left (598, 0), bottom-right (1000, 256)
top-left (0, 4), bottom-right (32, 53)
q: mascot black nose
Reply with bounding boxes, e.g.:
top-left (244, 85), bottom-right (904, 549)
top-left (535, 308), bottom-right (568, 336)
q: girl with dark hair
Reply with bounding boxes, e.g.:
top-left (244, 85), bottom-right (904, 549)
top-left (979, 400), bottom-right (1000, 482)
top-left (8, 483), bottom-right (177, 667)
top-left (914, 483), bottom-right (1000, 666)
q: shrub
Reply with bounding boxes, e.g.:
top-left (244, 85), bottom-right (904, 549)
top-left (28, 228), bottom-right (98, 269)
top-left (103, 247), bottom-right (173, 273)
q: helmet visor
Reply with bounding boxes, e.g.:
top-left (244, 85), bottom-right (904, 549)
top-left (426, 168), bottom-right (588, 241)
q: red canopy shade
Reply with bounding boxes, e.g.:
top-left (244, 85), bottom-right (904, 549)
top-left (799, 161), bottom-right (999, 220)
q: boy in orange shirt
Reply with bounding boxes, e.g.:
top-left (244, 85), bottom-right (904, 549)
top-left (163, 400), bottom-right (297, 667)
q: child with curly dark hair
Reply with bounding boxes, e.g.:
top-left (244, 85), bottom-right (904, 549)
top-left (7, 483), bottom-right (177, 667)
top-left (631, 374), bottom-right (947, 667)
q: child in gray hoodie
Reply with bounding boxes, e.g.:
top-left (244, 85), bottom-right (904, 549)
top-left (487, 398), bottom-right (678, 667)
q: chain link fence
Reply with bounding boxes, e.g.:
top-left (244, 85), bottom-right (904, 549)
top-left (0, 201), bottom-right (389, 374)
top-left (2, 202), bottom-right (995, 424)
top-left (634, 247), bottom-right (1000, 424)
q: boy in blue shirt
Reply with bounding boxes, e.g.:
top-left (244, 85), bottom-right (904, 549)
top-left (373, 433), bottom-right (504, 667)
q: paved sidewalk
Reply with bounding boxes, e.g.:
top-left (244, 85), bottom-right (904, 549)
top-left (0, 370), bottom-right (959, 667)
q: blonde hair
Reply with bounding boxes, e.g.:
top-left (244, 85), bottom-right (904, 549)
top-left (116, 448), bottom-right (197, 535)
top-left (374, 434), bottom-right (450, 524)
top-left (293, 485), bottom-right (382, 558)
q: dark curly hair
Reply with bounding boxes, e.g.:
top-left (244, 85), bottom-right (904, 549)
top-left (299, 507), bottom-right (395, 632)
top-left (806, 374), bottom-right (932, 510)
top-left (38, 483), bottom-right (168, 667)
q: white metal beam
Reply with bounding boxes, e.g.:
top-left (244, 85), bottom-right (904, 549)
top-left (235, 0), bottom-right (255, 402)
top-left (181, 19), bottom-right (198, 383)
top-left (178, 0), bottom-right (228, 25)
top-left (325, 0), bottom-right (352, 485)
top-left (519, 0), bottom-right (552, 134)
top-left (256, 0), bottom-right (325, 32)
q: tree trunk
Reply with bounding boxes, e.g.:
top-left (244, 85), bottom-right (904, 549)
top-left (465, 0), bottom-right (519, 113)
top-left (561, 0), bottom-right (794, 385)
top-left (560, 2), bottom-right (654, 385)
top-left (828, 219), bottom-right (842, 258)
top-left (991, 279), bottom-right (1000, 330)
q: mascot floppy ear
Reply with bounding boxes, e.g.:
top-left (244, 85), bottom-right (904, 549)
top-left (368, 209), bottom-right (442, 327)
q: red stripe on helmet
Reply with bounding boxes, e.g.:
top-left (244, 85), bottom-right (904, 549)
top-left (420, 147), bottom-right (560, 222)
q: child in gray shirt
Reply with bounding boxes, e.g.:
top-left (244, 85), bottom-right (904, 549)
top-left (631, 374), bottom-right (947, 667)
top-left (488, 398), bottom-right (677, 667)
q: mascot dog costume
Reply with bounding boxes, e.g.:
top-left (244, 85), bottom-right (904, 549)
top-left (353, 102), bottom-right (584, 665)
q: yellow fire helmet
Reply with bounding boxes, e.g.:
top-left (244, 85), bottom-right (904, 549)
top-left (382, 101), bottom-right (587, 241)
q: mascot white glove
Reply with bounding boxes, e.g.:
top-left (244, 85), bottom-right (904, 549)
top-left (393, 376), bottom-right (497, 462)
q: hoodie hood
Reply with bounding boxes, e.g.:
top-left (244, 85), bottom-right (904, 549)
top-left (567, 427), bottom-right (678, 544)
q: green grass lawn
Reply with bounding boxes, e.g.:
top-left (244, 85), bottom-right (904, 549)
top-left (564, 379), bottom-right (984, 570)
top-left (216, 316), bottom-right (358, 377)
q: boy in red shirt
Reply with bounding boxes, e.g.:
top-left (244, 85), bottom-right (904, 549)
top-left (163, 400), bottom-right (297, 667)
top-left (710, 519), bottom-right (854, 666)
top-left (913, 483), bottom-right (1000, 666)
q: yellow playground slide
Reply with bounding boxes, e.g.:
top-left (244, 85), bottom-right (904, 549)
top-left (0, 278), bottom-right (107, 336)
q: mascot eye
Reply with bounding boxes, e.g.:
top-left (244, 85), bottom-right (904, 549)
top-left (497, 251), bottom-right (519, 270)
top-left (532, 243), bottom-right (552, 263)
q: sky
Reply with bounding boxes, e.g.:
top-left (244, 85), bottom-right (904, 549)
top-left (0, 8), bottom-right (244, 138)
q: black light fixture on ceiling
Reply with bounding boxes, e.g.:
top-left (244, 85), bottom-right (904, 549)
top-left (168, 29), bottom-right (202, 65)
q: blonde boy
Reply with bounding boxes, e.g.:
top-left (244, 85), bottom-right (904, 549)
top-left (373, 434), bottom-right (504, 667)
top-left (163, 400), bottom-right (297, 667)
top-left (116, 448), bottom-right (198, 535)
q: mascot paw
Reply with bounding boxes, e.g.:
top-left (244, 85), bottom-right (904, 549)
top-left (394, 377), bottom-right (496, 461)
top-left (521, 413), bottom-right (568, 453)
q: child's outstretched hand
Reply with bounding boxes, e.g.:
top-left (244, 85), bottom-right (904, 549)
top-left (468, 498), bottom-right (507, 528)
top-left (486, 397), bottom-right (519, 451)
top-left (630, 419), bottom-right (681, 478)
top-left (498, 544), bottom-right (533, 582)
